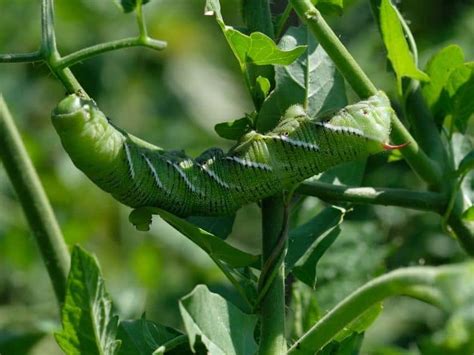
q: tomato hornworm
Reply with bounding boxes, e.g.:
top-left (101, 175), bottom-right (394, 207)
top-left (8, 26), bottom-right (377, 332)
top-left (51, 91), bottom-right (402, 217)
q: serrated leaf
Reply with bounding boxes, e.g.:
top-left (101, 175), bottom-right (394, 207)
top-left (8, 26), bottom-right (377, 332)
top-left (379, 0), bottom-right (429, 93)
top-left (55, 245), bottom-right (120, 355)
top-left (286, 207), bottom-right (345, 285)
top-left (156, 208), bottom-right (259, 268)
top-left (257, 26), bottom-right (347, 132)
top-left (179, 285), bottom-right (258, 355)
top-left (214, 116), bottom-right (252, 140)
top-left (115, 0), bottom-right (150, 13)
top-left (204, 0), bottom-right (305, 69)
top-left (422, 45), bottom-right (465, 122)
top-left (117, 319), bottom-right (187, 355)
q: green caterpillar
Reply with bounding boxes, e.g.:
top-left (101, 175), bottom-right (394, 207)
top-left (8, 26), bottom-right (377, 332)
top-left (51, 91), bottom-right (399, 217)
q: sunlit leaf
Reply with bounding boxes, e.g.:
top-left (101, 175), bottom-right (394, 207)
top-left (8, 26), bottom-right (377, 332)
top-left (179, 285), bottom-right (258, 354)
top-left (422, 45), bottom-right (465, 122)
top-left (55, 246), bottom-right (120, 355)
top-left (378, 0), bottom-right (429, 93)
top-left (204, 0), bottom-right (306, 69)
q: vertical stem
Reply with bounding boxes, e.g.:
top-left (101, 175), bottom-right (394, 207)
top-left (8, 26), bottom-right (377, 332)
top-left (259, 195), bottom-right (287, 355)
top-left (0, 96), bottom-right (70, 304)
top-left (41, 0), bottom-right (83, 94)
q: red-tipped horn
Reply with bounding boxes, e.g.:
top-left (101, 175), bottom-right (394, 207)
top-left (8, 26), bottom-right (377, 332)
top-left (382, 142), bottom-right (410, 150)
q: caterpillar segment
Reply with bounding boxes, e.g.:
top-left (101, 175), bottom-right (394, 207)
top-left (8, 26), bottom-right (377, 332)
top-left (51, 91), bottom-right (395, 216)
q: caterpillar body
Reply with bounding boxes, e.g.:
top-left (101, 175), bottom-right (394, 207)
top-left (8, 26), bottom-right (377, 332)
top-left (52, 92), bottom-right (395, 217)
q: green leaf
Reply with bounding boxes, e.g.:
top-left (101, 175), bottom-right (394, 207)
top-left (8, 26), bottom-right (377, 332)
top-left (186, 214), bottom-right (236, 240)
top-left (462, 206), bottom-right (474, 222)
top-left (214, 116), bottom-right (252, 140)
top-left (422, 45), bottom-right (465, 122)
top-left (55, 245), bottom-right (120, 355)
top-left (444, 63), bottom-right (474, 132)
top-left (292, 227), bottom-right (341, 288)
top-left (334, 303), bottom-right (383, 342)
top-left (117, 319), bottom-right (187, 355)
top-left (179, 285), bottom-right (258, 355)
top-left (115, 0), bottom-right (150, 13)
top-left (257, 26), bottom-right (347, 132)
top-left (286, 207), bottom-right (345, 286)
top-left (458, 150), bottom-right (474, 176)
top-left (204, 1), bottom-right (305, 69)
top-left (379, 0), bottom-right (429, 93)
top-left (133, 208), bottom-right (259, 268)
top-left (317, 332), bottom-right (365, 355)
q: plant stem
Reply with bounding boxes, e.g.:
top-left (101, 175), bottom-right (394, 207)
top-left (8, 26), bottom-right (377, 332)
top-left (136, 0), bottom-right (148, 39)
top-left (0, 95), bottom-right (70, 304)
top-left (288, 265), bottom-right (457, 353)
top-left (288, 0), bottom-right (442, 187)
top-left (41, 0), bottom-right (83, 94)
top-left (0, 52), bottom-right (42, 63)
top-left (297, 181), bottom-right (447, 213)
top-left (259, 195), bottom-right (288, 355)
top-left (56, 37), bottom-right (166, 70)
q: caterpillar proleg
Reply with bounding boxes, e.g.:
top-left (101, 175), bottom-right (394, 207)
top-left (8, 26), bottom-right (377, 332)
top-left (52, 92), bottom-right (397, 216)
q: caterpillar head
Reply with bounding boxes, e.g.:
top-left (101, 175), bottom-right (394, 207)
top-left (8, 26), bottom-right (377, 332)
top-left (52, 94), bottom-right (102, 133)
top-left (326, 91), bottom-right (395, 153)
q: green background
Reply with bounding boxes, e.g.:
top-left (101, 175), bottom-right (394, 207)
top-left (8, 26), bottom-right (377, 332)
top-left (0, 0), bottom-right (473, 353)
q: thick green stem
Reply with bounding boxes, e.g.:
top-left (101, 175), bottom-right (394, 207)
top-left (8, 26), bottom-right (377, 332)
top-left (297, 181), bottom-right (447, 213)
top-left (289, 0), bottom-right (442, 186)
top-left (259, 195), bottom-right (288, 355)
top-left (288, 265), bottom-right (454, 353)
top-left (290, 0), bottom-right (376, 98)
top-left (0, 96), bottom-right (70, 304)
top-left (287, 0), bottom-right (474, 254)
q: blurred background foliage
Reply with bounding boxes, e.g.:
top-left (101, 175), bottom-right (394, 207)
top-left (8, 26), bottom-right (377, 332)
top-left (0, 0), bottom-right (473, 354)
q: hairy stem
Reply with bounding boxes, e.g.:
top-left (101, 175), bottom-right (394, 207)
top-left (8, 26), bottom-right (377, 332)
top-left (259, 195), bottom-right (288, 355)
top-left (297, 181), bottom-right (447, 213)
top-left (0, 52), bottom-right (42, 63)
top-left (288, 265), bottom-right (454, 353)
top-left (56, 37), bottom-right (166, 70)
top-left (0, 96), bottom-right (70, 304)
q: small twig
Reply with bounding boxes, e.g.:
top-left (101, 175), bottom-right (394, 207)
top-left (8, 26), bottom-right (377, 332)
top-left (0, 52), bottom-right (43, 63)
top-left (56, 37), bottom-right (166, 70)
